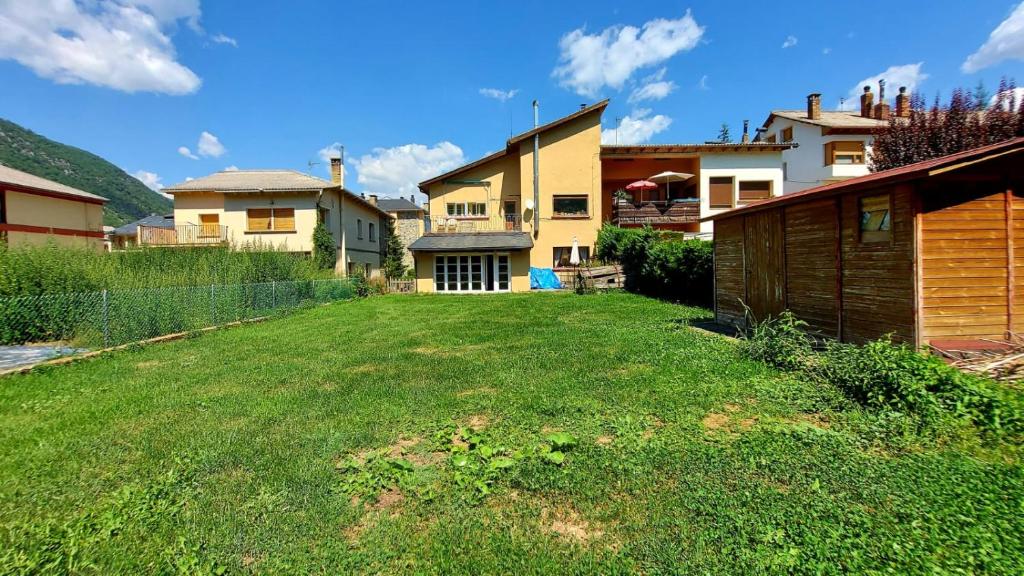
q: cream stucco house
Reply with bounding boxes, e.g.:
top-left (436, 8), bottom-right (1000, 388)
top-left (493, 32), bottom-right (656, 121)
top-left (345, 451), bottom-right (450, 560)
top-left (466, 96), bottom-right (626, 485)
top-left (411, 100), bottom-right (792, 293)
top-left (163, 158), bottom-right (390, 277)
top-left (0, 163), bottom-right (107, 249)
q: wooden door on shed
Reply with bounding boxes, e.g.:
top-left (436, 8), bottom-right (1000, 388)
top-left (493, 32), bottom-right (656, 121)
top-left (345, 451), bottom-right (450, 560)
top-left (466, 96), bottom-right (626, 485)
top-left (743, 210), bottom-right (786, 321)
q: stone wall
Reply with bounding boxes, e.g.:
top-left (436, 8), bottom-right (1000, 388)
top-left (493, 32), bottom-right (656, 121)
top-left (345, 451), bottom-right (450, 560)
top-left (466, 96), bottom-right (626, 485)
top-left (393, 212), bottom-right (423, 268)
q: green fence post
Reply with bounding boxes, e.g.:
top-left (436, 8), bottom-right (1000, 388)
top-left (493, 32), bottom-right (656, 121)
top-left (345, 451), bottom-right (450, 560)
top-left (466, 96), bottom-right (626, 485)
top-left (272, 281), bottom-right (276, 309)
top-left (210, 284), bottom-right (216, 326)
top-left (102, 289), bottom-right (110, 347)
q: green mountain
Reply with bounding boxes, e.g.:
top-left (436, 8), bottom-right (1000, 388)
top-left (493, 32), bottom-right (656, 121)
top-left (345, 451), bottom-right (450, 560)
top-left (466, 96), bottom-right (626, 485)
top-left (0, 118), bottom-right (171, 226)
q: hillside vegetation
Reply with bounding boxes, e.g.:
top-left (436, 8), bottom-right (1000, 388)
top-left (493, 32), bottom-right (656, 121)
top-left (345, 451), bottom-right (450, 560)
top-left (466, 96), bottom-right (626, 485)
top-left (0, 118), bottom-right (171, 225)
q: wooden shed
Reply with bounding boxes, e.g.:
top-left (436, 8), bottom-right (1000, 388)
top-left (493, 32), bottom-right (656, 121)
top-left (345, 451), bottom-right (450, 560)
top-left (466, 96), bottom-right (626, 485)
top-left (706, 137), bottom-right (1024, 347)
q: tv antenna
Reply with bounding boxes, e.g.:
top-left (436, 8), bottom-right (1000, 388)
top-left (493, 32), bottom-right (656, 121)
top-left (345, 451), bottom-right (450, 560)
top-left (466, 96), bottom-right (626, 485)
top-left (307, 160), bottom-right (320, 174)
top-left (615, 116), bottom-right (622, 144)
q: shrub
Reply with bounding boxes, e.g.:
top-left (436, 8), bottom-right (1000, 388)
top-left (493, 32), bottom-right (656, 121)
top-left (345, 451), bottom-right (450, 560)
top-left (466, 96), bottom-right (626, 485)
top-left (595, 224), bottom-right (641, 261)
top-left (605, 225), bottom-right (713, 306)
top-left (382, 219), bottom-right (408, 279)
top-left (312, 221), bottom-right (337, 271)
top-left (350, 271), bottom-right (370, 298)
top-left (741, 313), bottom-right (1024, 436)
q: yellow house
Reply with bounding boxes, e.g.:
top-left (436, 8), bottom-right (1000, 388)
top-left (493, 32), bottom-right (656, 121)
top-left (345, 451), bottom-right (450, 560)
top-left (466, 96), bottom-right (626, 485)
top-left (0, 163), bottom-right (107, 249)
top-left (412, 100), bottom-right (792, 293)
top-left (164, 158), bottom-right (390, 277)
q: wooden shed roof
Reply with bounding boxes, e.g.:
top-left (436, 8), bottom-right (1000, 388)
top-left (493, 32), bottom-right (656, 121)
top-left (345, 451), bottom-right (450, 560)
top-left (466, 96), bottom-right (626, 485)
top-left (703, 137), bottom-right (1024, 222)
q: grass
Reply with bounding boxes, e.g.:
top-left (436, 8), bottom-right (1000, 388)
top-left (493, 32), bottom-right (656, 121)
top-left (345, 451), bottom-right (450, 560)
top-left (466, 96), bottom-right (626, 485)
top-left (0, 292), bottom-right (1021, 574)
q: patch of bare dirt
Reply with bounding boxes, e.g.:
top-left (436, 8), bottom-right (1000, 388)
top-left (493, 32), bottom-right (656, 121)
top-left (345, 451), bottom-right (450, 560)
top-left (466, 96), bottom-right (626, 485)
top-left (738, 418), bottom-right (757, 430)
top-left (543, 507), bottom-right (605, 545)
top-left (787, 413), bottom-right (831, 429)
top-left (386, 436), bottom-right (421, 458)
top-left (241, 553), bottom-right (260, 570)
top-left (723, 403), bottom-right (741, 413)
top-left (372, 489), bottom-right (405, 513)
top-left (465, 414), bottom-right (490, 430)
top-left (702, 413), bottom-right (730, 431)
top-left (595, 435), bottom-right (614, 446)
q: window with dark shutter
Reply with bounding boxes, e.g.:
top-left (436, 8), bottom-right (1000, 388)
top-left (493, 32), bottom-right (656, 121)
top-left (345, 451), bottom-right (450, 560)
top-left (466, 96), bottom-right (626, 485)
top-left (709, 177), bottom-right (734, 209)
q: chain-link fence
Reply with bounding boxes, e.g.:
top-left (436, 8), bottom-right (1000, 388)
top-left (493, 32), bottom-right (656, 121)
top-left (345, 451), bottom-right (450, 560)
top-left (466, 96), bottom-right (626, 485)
top-left (0, 279), bottom-right (354, 348)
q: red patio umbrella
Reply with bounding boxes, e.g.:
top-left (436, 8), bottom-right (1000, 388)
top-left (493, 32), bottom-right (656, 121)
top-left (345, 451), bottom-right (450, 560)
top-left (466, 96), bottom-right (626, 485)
top-left (625, 179), bottom-right (658, 203)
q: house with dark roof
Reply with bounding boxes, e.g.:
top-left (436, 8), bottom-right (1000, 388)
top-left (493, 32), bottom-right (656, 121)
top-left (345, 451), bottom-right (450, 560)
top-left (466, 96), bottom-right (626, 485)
top-left (0, 163), bottom-right (107, 249)
top-left (110, 213), bottom-right (174, 249)
top-left (706, 137), bottom-right (1024, 347)
top-left (411, 100), bottom-right (792, 293)
top-left (376, 196), bottom-right (426, 268)
top-left (163, 160), bottom-right (392, 277)
top-left (757, 84), bottom-right (909, 193)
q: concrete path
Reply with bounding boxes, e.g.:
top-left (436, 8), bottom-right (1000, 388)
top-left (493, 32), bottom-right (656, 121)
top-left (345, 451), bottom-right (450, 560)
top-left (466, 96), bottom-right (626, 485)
top-left (0, 345), bottom-right (84, 371)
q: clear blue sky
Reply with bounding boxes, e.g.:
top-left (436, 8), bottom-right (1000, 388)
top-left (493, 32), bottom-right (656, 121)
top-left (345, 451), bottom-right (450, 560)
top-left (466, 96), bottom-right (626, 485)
top-left (1, 1), bottom-right (1022, 199)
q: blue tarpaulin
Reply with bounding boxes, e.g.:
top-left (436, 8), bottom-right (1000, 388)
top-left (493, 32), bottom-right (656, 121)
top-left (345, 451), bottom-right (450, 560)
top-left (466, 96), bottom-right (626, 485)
top-left (530, 267), bottom-right (563, 290)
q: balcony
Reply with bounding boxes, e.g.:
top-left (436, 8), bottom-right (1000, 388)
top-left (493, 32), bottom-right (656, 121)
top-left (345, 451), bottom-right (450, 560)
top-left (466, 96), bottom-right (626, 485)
top-left (430, 215), bottom-right (522, 233)
top-left (138, 224), bottom-right (229, 246)
top-left (612, 199), bottom-right (700, 226)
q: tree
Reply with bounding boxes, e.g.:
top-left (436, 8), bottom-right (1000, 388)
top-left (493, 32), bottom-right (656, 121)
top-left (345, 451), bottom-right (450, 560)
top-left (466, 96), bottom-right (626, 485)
top-left (972, 80), bottom-right (990, 111)
top-left (312, 221), bottom-right (337, 271)
top-left (716, 123), bottom-right (731, 143)
top-left (382, 218), bottom-right (407, 279)
top-left (870, 79), bottom-right (1022, 172)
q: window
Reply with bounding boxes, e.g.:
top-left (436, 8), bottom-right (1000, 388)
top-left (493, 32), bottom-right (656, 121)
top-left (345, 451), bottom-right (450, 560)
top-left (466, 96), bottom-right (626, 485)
top-left (552, 195), bottom-right (589, 217)
top-left (357, 218), bottom-right (363, 239)
top-left (318, 207), bottom-right (330, 224)
top-left (246, 207), bottom-right (295, 232)
top-left (781, 127), bottom-right (793, 142)
top-left (446, 202), bottom-right (487, 217)
top-left (825, 141), bottom-right (865, 165)
top-left (553, 246), bottom-right (590, 268)
top-left (709, 177), bottom-right (734, 209)
top-left (369, 222), bottom-right (376, 242)
top-left (737, 181), bottom-right (772, 205)
top-left (859, 194), bottom-right (891, 243)
top-left (198, 213), bottom-right (219, 238)
top-left (434, 254), bottom-right (508, 292)
top-left (764, 133), bottom-right (777, 143)
top-left (364, 263), bottom-right (371, 277)
top-left (782, 161), bottom-right (788, 181)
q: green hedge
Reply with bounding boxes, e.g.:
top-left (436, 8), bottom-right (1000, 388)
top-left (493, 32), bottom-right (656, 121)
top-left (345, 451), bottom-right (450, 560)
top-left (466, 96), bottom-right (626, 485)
top-left (596, 225), bottom-right (713, 306)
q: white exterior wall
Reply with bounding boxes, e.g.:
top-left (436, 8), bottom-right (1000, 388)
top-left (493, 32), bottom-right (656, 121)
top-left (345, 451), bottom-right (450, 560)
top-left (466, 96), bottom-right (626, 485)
top-left (765, 119), bottom-right (874, 194)
top-left (698, 153), bottom-right (785, 234)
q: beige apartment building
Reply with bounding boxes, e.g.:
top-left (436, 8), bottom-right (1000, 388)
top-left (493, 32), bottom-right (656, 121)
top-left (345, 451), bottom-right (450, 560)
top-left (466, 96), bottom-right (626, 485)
top-left (0, 163), bottom-right (107, 248)
top-left (164, 158), bottom-right (390, 277)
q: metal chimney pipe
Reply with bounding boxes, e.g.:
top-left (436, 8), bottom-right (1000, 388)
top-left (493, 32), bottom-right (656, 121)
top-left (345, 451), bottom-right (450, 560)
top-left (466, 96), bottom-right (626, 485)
top-left (532, 100), bottom-right (540, 236)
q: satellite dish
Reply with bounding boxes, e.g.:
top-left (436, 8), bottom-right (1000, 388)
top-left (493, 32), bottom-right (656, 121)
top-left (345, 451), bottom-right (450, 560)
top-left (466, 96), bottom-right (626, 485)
top-left (525, 199), bottom-right (535, 210)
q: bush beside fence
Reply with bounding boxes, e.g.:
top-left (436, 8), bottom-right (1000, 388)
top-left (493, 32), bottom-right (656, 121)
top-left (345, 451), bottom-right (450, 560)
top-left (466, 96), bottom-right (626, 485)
top-left (596, 225), bottom-right (713, 306)
top-left (0, 279), bottom-right (354, 347)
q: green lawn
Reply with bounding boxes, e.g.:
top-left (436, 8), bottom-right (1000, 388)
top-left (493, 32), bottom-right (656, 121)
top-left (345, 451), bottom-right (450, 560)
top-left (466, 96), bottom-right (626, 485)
top-left (1, 293), bottom-right (1021, 574)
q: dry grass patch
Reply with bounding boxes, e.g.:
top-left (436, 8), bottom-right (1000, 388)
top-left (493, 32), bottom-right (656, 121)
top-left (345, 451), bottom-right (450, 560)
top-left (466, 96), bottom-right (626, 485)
top-left (702, 409), bottom-right (758, 436)
top-left (349, 363), bottom-right (386, 374)
top-left (541, 506), bottom-right (613, 548)
top-left (412, 343), bottom-right (489, 358)
top-left (134, 360), bottom-right (162, 369)
top-left (456, 387), bottom-right (497, 397)
top-left (595, 435), bottom-right (614, 446)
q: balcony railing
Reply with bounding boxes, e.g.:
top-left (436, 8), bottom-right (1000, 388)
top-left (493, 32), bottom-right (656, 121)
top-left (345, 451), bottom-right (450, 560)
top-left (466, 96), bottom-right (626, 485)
top-left (613, 199), bottom-right (700, 225)
top-left (138, 224), bottom-right (229, 246)
top-left (431, 215), bottom-right (522, 233)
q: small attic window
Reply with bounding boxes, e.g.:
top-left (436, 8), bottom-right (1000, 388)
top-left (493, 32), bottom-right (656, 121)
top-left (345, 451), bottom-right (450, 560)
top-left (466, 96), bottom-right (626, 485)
top-left (859, 193), bottom-right (891, 243)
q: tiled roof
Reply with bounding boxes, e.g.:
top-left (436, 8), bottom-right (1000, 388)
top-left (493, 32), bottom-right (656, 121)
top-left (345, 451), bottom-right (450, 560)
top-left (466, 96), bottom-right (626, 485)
top-left (377, 198), bottom-right (422, 212)
top-left (764, 110), bottom-right (889, 130)
top-left (409, 232), bottom-right (533, 252)
top-left (112, 213), bottom-right (174, 236)
top-left (704, 137), bottom-right (1024, 221)
top-left (601, 143), bottom-right (794, 155)
top-left (0, 163), bottom-right (107, 202)
top-left (163, 170), bottom-right (335, 193)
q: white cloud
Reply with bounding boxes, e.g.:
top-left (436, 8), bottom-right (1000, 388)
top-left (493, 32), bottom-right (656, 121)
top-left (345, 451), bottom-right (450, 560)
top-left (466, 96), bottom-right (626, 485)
top-left (842, 63), bottom-right (929, 110)
top-left (132, 169), bottom-right (168, 198)
top-left (962, 2), bottom-right (1024, 73)
top-left (223, 165), bottom-right (239, 171)
top-left (479, 88), bottom-right (519, 102)
top-left (782, 35), bottom-right (798, 49)
top-left (628, 68), bottom-right (676, 103)
top-left (0, 0), bottom-right (202, 95)
top-left (697, 74), bottom-right (710, 90)
top-left (990, 87), bottom-right (1024, 110)
top-left (211, 33), bottom-right (237, 47)
top-left (178, 145), bottom-right (198, 160)
top-left (553, 11), bottom-right (704, 97)
top-left (197, 131), bottom-right (226, 158)
top-left (601, 109), bottom-right (672, 145)
top-left (351, 142), bottom-right (465, 197)
top-left (317, 141), bottom-right (344, 168)
top-left (185, 176), bottom-right (194, 181)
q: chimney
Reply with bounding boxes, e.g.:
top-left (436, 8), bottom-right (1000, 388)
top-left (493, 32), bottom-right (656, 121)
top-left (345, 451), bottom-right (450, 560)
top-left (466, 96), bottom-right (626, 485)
top-left (329, 150), bottom-right (345, 187)
top-left (368, 194), bottom-right (378, 207)
top-left (873, 80), bottom-right (890, 121)
top-left (807, 93), bottom-right (821, 120)
top-left (579, 103), bottom-right (586, 111)
top-left (895, 86), bottom-right (910, 118)
top-left (741, 120), bottom-right (750, 143)
top-left (860, 85), bottom-right (874, 118)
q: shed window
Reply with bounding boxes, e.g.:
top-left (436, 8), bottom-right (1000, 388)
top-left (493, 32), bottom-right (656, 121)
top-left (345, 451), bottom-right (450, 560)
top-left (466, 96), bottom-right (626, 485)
top-left (709, 177), bottom-right (734, 209)
top-left (781, 127), bottom-right (793, 142)
top-left (553, 195), bottom-right (589, 217)
top-left (826, 141), bottom-right (865, 165)
top-left (737, 181), bottom-right (772, 205)
top-left (859, 194), bottom-right (891, 243)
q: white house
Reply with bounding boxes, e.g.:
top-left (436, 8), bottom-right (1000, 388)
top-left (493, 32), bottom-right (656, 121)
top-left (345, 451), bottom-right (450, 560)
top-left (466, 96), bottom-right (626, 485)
top-left (757, 87), bottom-right (906, 194)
